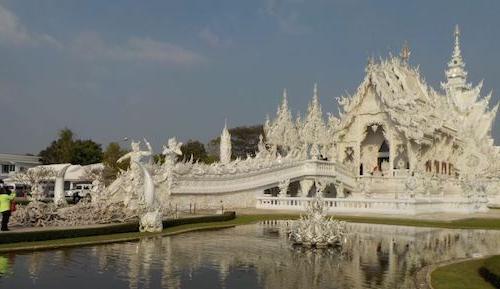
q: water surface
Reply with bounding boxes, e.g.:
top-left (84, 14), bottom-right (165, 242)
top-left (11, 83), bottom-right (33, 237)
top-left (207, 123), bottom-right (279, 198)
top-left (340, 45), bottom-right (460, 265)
top-left (1, 221), bottom-right (499, 289)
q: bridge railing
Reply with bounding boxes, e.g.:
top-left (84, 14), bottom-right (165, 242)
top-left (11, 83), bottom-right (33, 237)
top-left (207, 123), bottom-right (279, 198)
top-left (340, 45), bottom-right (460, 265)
top-left (173, 160), bottom-right (357, 194)
top-left (256, 196), bottom-right (480, 215)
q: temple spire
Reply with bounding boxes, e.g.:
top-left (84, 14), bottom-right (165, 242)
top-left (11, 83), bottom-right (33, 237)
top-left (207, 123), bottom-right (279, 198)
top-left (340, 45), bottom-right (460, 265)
top-left (400, 40), bottom-right (411, 63)
top-left (282, 88), bottom-right (288, 110)
top-left (220, 119), bottom-right (232, 164)
top-left (313, 83), bottom-right (319, 103)
top-left (445, 24), bottom-right (468, 93)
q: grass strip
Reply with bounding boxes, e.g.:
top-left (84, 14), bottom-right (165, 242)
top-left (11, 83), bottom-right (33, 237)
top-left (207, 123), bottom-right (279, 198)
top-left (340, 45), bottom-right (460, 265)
top-left (0, 212), bottom-right (236, 245)
top-left (0, 223), bottom-right (237, 253)
top-left (431, 256), bottom-right (500, 289)
top-left (327, 215), bottom-right (500, 230)
top-left (234, 213), bottom-right (500, 230)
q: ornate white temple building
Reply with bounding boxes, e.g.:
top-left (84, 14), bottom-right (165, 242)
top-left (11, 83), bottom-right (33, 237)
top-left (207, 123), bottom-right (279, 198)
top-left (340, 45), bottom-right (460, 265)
top-left (108, 26), bottom-right (499, 215)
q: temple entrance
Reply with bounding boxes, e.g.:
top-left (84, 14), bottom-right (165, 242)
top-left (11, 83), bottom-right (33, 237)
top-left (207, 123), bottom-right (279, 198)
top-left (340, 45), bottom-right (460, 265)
top-left (360, 124), bottom-right (390, 176)
top-left (378, 140), bottom-right (389, 169)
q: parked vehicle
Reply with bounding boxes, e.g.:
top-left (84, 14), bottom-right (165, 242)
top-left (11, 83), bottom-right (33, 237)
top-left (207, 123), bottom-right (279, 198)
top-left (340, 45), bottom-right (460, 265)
top-left (65, 184), bottom-right (92, 203)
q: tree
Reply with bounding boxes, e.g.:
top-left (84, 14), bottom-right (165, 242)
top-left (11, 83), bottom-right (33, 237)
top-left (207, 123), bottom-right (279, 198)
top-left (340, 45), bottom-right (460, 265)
top-left (72, 140), bottom-right (103, 165)
top-left (179, 140), bottom-right (209, 163)
top-left (39, 128), bottom-right (103, 165)
top-left (207, 125), bottom-right (264, 159)
top-left (102, 142), bottom-right (128, 182)
top-left (39, 128), bottom-right (74, 164)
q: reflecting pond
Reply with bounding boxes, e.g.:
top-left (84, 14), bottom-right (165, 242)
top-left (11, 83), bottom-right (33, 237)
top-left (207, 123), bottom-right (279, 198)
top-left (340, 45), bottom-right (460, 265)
top-left (1, 222), bottom-right (500, 289)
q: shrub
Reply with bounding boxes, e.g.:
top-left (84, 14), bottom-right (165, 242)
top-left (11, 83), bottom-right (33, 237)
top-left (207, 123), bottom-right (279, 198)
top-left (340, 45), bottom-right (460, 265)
top-left (1, 211), bottom-right (236, 244)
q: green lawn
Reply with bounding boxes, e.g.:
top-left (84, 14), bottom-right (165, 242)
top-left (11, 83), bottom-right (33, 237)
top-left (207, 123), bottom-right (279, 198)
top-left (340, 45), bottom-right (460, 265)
top-left (328, 215), bottom-right (500, 230)
top-left (432, 256), bottom-right (500, 289)
top-left (240, 213), bottom-right (500, 230)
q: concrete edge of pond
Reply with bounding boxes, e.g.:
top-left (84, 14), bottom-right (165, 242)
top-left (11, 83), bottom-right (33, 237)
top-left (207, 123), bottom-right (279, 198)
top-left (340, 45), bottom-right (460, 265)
top-left (0, 223), bottom-right (237, 253)
top-left (413, 257), bottom-right (470, 289)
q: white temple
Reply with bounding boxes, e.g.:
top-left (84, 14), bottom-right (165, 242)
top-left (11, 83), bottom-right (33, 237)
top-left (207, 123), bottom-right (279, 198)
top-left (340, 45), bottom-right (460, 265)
top-left (108, 26), bottom-right (500, 215)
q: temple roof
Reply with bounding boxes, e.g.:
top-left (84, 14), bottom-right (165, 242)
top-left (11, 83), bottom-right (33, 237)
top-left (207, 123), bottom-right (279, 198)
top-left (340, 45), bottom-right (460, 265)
top-left (336, 56), bottom-right (450, 143)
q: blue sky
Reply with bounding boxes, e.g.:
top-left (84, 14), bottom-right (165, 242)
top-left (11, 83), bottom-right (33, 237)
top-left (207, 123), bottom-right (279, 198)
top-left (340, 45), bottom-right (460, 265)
top-left (0, 0), bottom-right (499, 154)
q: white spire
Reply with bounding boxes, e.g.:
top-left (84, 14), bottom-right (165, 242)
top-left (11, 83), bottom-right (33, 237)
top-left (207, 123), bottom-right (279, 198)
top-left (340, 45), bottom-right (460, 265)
top-left (266, 88), bottom-right (299, 150)
top-left (281, 88), bottom-right (289, 112)
top-left (220, 120), bottom-right (232, 164)
top-left (313, 83), bottom-right (318, 102)
top-left (445, 24), bottom-right (468, 93)
top-left (301, 83), bottom-right (327, 158)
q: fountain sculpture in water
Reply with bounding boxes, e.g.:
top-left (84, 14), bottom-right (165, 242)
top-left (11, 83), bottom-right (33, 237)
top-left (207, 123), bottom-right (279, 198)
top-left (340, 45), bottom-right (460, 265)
top-left (288, 187), bottom-right (347, 248)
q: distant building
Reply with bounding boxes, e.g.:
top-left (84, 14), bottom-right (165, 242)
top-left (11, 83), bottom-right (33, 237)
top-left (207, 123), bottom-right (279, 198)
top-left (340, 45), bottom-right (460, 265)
top-left (0, 153), bottom-right (41, 181)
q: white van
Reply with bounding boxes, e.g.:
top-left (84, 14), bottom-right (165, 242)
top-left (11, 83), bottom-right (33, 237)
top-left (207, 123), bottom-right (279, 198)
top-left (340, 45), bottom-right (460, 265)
top-left (66, 183), bottom-right (93, 201)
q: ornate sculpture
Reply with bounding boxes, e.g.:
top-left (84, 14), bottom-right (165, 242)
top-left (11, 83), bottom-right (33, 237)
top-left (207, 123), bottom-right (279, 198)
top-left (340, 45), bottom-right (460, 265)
top-left (288, 193), bottom-right (347, 248)
top-left (159, 137), bottom-right (183, 196)
top-left (118, 139), bottom-right (153, 177)
top-left (136, 161), bottom-right (163, 232)
top-left (54, 164), bottom-right (71, 206)
top-left (10, 167), bottom-right (55, 201)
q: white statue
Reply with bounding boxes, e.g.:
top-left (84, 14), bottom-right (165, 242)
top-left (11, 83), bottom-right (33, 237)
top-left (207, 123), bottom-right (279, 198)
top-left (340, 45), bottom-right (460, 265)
top-left (118, 139), bottom-right (153, 184)
top-left (160, 137), bottom-right (183, 195)
top-left (136, 161), bottom-right (163, 233)
top-left (162, 137), bottom-right (182, 166)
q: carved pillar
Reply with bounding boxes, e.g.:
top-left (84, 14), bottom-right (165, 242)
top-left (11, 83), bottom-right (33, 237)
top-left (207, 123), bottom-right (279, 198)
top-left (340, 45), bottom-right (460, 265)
top-left (54, 164), bottom-right (71, 206)
top-left (278, 179), bottom-right (290, 198)
top-left (299, 179), bottom-right (314, 197)
top-left (355, 141), bottom-right (361, 176)
top-left (389, 134), bottom-right (395, 177)
top-left (336, 182), bottom-right (345, 198)
top-left (406, 141), bottom-right (414, 173)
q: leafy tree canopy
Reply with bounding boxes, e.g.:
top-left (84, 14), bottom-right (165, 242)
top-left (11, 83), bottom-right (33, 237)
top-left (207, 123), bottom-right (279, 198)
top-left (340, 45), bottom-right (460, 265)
top-left (102, 142), bottom-right (129, 182)
top-left (39, 128), bottom-right (103, 165)
top-left (179, 140), bottom-right (211, 163)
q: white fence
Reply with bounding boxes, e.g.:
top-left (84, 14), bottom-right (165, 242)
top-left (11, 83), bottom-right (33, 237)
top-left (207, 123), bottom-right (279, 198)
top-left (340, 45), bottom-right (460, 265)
top-left (256, 196), bottom-right (485, 215)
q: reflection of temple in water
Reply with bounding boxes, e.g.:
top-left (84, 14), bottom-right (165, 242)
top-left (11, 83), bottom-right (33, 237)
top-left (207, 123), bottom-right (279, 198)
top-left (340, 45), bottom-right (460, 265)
top-left (18, 223), bottom-right (500, 289)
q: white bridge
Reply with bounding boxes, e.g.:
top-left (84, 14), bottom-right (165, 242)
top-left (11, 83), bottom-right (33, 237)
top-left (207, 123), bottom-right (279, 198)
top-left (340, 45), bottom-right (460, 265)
top-left (172, 160), bottom-right (357, 195)
top-left (167, 159), bottom-right (490, 215)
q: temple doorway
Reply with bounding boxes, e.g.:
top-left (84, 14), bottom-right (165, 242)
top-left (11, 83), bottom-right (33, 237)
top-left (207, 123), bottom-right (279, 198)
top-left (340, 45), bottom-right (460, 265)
top-left (360, 124), bottom-right (390, 175)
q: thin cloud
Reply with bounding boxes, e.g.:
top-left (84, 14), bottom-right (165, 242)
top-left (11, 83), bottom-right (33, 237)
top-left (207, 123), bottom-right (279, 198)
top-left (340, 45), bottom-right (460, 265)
top-left (0, 3), bottom-right (61, 48)
top-left (199, 27), bottom-right (231, 48)
top-left (0, 4), bottom-right (203, 66)
top-left (263, 0), bottom-right (309, 35)
top-left (72, 32), bottom-right (205, 65)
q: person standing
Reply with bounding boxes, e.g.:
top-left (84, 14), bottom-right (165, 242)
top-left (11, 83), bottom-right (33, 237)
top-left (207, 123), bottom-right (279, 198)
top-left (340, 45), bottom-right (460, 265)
top-left (0, 180), bottom-right (15, 231)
